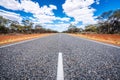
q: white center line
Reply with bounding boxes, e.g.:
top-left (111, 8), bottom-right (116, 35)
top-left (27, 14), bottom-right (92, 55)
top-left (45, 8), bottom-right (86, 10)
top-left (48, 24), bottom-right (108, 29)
top-left (57, 52), bottom-right (64, 80)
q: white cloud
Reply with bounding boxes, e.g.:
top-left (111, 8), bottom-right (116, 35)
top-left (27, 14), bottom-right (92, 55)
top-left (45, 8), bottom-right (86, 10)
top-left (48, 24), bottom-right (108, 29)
top-left (21, 0), bottom-right (57, 16)
top-left (0, 0), bottom-right (22, 10)
top-left (33, 14), bottom-right (55, 23)
top-left (96, 0), bottom-right (100, 4)
top-left (21, 0), bottom-right (58, 24)
top-left (0, 9), bottom-right (22, 22)
top-left (0, 0), bottom-right (58, 23)
top-left (56, 17), bottom-right (70, 21)
top-left (40, 5), bottom-right (57, 16)
top-left (49, 5), bottom-right (57, 10)
top-left (33, 14), bottom-right (70, 24)
top-left (62, 0), bottom-right (97, 25)
top-left (21, 0), bottom-right (41, 14)
top-left (0, 0), bottom-right (57, 16)
top-left (20, 1), bottom-right (59, 24)
top-left (0, 0), bottom-right (71, 31)
top-left (43, 23), bottom-right (69, 32)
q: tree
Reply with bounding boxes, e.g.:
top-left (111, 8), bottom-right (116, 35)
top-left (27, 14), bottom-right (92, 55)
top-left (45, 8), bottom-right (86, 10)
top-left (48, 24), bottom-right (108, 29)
top-left (22, 20), bottom-right (33, 33)
top-left (0, 16), bottom-right (8, 26)
top-left (85, 25), bottom-right (98, 32)
top-left (0, 16), bottom-right (10, 34)
top-left (0, 25), bottom-right (9, 34)
top-left (22, 20), bottom-right (33, 29)
top-left (67, 24), bottom-right (80, 33)
top-left (68, 24), bottom-right (76, 29)
top-left (35, 24), bottom-right (42, 29)
top-left (97, 9), bottom-right (120, 34)
top-left (0, 16), bottom-right (58, 34)
top-left (109, 9), bottom-right (120, 33)
top-left (62, 24), bottom-right (82, 33)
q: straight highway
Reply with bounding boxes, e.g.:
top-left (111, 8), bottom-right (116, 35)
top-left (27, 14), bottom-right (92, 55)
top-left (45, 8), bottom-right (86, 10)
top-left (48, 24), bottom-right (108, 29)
top-left (0, 33), bottom-right (120, 80)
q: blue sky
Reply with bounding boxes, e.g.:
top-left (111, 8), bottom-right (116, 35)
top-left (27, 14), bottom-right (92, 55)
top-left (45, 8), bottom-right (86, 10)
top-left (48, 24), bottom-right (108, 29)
top-left (0, 0), bottom-right (120, 32)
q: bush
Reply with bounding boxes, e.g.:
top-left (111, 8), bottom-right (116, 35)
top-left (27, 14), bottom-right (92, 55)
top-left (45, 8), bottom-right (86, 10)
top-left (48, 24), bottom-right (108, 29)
top-left (0, 25), bottom-right (9, 34)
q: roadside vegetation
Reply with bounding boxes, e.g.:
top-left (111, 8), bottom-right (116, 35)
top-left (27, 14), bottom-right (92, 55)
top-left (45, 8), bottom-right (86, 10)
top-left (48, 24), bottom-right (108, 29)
top-left (63, 9), bottom-right (120, 46)
top-left (0, 9), bottom-right (120, 46)
top-left (0, 16), bottom-right (58, 45)
top-left (63, 9), bottom-right (120, 34)
top-left (0, 16), bottom-right (58, 34)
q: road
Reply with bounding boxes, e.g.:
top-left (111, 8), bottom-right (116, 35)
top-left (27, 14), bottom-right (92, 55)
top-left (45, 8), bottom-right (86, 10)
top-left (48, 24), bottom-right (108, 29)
top-left (0, 33), bottom-right (120, 80)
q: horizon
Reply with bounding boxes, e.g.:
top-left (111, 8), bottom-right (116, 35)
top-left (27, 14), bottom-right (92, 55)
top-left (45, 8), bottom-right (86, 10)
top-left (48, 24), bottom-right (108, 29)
top-left (0, 0), bottom-right (120, 32)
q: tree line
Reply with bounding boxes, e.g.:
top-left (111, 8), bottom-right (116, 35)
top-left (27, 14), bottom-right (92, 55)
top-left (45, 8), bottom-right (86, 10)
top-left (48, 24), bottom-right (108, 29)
top-left (0, 16), bottom-right (58, 34)
top-left (63, 9), bottom-right (120, 34)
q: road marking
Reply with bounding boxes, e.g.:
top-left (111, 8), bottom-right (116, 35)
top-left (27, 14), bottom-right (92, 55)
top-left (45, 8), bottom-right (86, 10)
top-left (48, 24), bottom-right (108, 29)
top-left (57, 52), bottom-right (64, 80)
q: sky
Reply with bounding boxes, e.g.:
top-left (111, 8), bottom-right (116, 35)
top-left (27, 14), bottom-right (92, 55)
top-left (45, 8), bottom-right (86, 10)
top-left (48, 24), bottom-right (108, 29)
top-left (0, 0), bottom-right (120, 32)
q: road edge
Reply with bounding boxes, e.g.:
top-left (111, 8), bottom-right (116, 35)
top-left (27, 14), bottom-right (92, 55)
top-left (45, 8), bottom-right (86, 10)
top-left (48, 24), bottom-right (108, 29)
top-left (66, 33), bottom-right (120, 49)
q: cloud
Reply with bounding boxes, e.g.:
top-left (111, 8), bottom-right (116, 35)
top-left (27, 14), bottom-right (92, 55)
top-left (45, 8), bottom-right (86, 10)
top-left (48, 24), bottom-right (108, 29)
top-left (56, 17), bottom-right (70, 21)
top-left (21, 0), bottom-right (41, 14)
top-left (21, 0), bottom-right (58, 24)
top-left (0, 0), bottom-right (22, 10)
top-left (62, 0), bottom-right (97, 25)
top-left (96, 0), bottom-right (100, 4)
top-left (0, 9), bottom-right (22, 22)
top-left (0, 0), bottom-right (58, 23)
top-left (43, 23), bottom-right (69, 32)
top-left (33, 14), bottom-right (55, 23)
top-left (0, 0), bottom-right (57, 16)
top-left (33, 14), bottom-right (70, 24)
top-left (0, 0), bottom-right (71, 31)
top-left (21, 0), bottom-right (57, 16)
top-left (40, 5), bottom-right (57, 15)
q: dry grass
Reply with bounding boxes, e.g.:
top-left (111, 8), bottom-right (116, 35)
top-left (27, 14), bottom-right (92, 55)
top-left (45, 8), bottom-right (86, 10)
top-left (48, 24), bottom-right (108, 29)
top-left (0, 33), bottom-right (54, 46)
top-left (69, 33), bottom-right (120, 46)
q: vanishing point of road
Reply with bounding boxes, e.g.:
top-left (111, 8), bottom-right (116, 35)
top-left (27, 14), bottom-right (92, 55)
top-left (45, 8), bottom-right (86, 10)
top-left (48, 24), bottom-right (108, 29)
top-left (0, 33), bottom-right (120, 80)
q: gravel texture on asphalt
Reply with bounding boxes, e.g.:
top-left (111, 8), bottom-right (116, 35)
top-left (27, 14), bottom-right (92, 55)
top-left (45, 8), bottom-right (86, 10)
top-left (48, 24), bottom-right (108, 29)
top-left (0, 33), bottom-right (120, 80)
top-left (58, 34), bottom-right (120, 80)
top-left (0, 34), bottom-right (59, 80)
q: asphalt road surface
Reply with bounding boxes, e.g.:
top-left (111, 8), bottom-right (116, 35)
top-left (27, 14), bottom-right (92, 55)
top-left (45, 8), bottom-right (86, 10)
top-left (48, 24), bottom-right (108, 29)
top-left (0, 33), bottom-right (120, 80)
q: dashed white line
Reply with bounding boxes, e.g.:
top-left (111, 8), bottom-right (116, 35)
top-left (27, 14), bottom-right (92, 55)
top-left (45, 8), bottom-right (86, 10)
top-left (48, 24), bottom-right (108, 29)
top-left (57, 52), bottom-right (64, 80)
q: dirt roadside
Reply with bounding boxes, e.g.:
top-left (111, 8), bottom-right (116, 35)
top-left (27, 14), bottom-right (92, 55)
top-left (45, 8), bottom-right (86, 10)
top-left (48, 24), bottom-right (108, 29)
top-left (0, 33), bottom-right (55, 46)
top-left (69, 33), bottom-right (120, 46)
